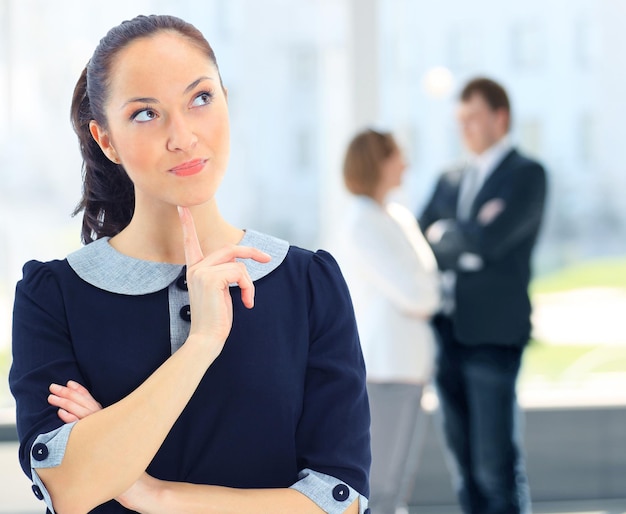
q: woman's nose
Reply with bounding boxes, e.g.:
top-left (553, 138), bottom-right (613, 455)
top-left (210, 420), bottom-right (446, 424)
top-left (166, 113), bottom-right (198, 152)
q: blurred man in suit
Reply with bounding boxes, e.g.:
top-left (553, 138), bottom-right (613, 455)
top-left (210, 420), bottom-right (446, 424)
top-left (419, 77), bottom-right (547, 514)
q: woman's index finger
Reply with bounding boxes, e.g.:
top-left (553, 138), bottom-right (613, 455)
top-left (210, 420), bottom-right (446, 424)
top-left (177, 206), bottom-right (204, 266)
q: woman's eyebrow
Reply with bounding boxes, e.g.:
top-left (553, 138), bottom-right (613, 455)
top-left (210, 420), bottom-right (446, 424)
top-left (121, 96), bottom-right (158, 108)
top-left (184, 76), bottom-right (213, 94)
top-left (120, 77), bottom-right (214, 109)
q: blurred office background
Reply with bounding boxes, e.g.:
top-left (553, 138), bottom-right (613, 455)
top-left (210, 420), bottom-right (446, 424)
top-left (0, 0), bottom-right (624, 512)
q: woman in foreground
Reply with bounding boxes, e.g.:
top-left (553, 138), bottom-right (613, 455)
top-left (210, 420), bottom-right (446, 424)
top-left (10, 14), bottom-right (370, 514)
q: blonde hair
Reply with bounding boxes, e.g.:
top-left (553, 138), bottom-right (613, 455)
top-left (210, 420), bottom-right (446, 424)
top-left (343, 129), bottom-right (398, 198)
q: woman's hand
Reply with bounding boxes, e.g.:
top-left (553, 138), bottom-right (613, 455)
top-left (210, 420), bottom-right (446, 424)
top-left (48, 380), bottom-right (102, 423)
top-left (177, 206), bottom-right (270, 353)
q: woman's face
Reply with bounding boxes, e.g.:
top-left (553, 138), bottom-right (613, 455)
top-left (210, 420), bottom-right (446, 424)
top-left (380, 146), bottom-right (406, 192)
top-left (90, 31), bottom-right (230, 210)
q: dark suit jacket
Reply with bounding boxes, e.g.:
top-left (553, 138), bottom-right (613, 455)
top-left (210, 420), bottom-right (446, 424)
top-left (419, 148), bottom-right (547, 346)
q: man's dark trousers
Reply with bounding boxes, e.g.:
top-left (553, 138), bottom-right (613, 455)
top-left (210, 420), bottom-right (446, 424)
top-left (434, 315), bottom-right (529, 514)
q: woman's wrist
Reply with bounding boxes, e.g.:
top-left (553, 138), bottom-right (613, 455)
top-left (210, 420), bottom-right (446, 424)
top-left (184, 333), bottom-right (227, 364)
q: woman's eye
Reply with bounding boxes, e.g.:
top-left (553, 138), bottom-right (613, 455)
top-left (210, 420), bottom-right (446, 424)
top-left (191, 91), bottom-right (213, 107)
top-left (132, 109), bottom-right (158, 123)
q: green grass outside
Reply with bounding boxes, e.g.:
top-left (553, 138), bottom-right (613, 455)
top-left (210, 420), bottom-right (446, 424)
top-left (523, 256), bottom-right (626, 385)
top-left (520, 341), bottom-right (626, 385)
top-left (521, 341), bottom-right (594, 381)
top-left (531, 256), bottom-right (626, 294)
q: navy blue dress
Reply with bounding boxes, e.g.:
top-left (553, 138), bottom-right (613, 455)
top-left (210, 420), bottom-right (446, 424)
top-left (10, 233), bottom-right (370, 513)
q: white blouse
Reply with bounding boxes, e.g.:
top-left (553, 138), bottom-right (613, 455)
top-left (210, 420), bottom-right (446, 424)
top-left (333, 196), bottom-right (441, 383)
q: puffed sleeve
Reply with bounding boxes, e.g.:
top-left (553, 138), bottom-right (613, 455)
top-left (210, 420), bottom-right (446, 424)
top-left (290, 250), bottom-right (371, 513)
top-left (9, 260), bottom-right (89, 512)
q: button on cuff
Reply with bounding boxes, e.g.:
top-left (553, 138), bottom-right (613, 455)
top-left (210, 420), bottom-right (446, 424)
top-left (31, 469), bottom-right (56, 513)
top-left (29, 423), bottom-right (76, 514)
top-left (32, 442), bottom-right (49, 461)
top-left (332, 483), bottom-right (349, 502)
top-left (30, 422), bottom-right (75, 470)
top-left (290, 468), bottom-right (368, 514)
top-left (32, 484), bottom-right (44, 500)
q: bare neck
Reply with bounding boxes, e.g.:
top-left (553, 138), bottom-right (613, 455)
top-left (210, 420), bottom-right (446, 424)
top-left (109, 199), bottom-right (243, 264)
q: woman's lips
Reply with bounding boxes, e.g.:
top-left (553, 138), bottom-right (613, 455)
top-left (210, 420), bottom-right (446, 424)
top-left (169, 159), bottom-right (207, 177)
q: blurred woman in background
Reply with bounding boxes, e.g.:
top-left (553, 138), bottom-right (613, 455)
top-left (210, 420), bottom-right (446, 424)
top-left (336, 129), bottom-right (440, 514)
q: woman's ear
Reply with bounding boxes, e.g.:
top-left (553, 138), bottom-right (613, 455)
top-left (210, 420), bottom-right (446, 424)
top-left (89, 120), bottom-right (121, 164)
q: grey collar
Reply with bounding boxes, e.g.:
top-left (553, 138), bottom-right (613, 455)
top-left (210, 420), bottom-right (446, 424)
top-left (67, 230), bottom-right (290, 295)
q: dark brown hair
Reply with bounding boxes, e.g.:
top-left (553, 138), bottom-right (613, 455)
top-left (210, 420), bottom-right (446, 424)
top-left (343, 129), bottom-right (398, 198)
top-left (460, 77), bottom-right (511, 128)
top-left (71, 14), bottom-right (222, 243)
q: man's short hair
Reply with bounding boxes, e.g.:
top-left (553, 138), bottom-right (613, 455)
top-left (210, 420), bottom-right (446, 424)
top-left (460, 77), bottom-right (510, 113)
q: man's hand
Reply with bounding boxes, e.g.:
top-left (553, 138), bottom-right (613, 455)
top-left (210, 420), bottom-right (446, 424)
top-left (477, 198), bottom-right (505, 225)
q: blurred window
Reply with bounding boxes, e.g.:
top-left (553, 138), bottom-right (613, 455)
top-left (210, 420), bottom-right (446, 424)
top-left (578, 113), bottom-right (596, 166)
top-left (511, 22), bottom-right (544, 70)
top-left (518, 118), bottom-right (543, 158)
top-left (290, 46), bottom-right (318, 87)
top-left (294, 127), bottom-right (314, 172)
top-left (575, 19), bottom-right (600, 70)
top-left (449, 28), bottom-right (482, 71)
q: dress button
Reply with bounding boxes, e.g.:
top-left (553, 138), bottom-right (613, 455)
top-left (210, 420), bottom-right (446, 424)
top-left (32, 484), bottom-right (44, 500)
top-left (332, 483), bottom-right (349, 502)
top-left (179, 305), bottom-right (191, 322)
top-left (176, 269), bottom-right (188, 291)
top-left (31, 443), bottom-right (49, 461)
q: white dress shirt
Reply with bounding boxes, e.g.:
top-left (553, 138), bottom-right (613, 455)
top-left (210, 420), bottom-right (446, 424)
top-left (460, 134), bottom-right (513, 211)
top-left (436, 135), bottom-right (514, 313)
top-left (333, 196), bottom-right (441, 383)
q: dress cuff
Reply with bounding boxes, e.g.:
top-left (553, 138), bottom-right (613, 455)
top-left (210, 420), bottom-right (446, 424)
top-left (290, 468), bottom-right (369, 514)
top-left (29, 422), bottom-right (76, 514)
